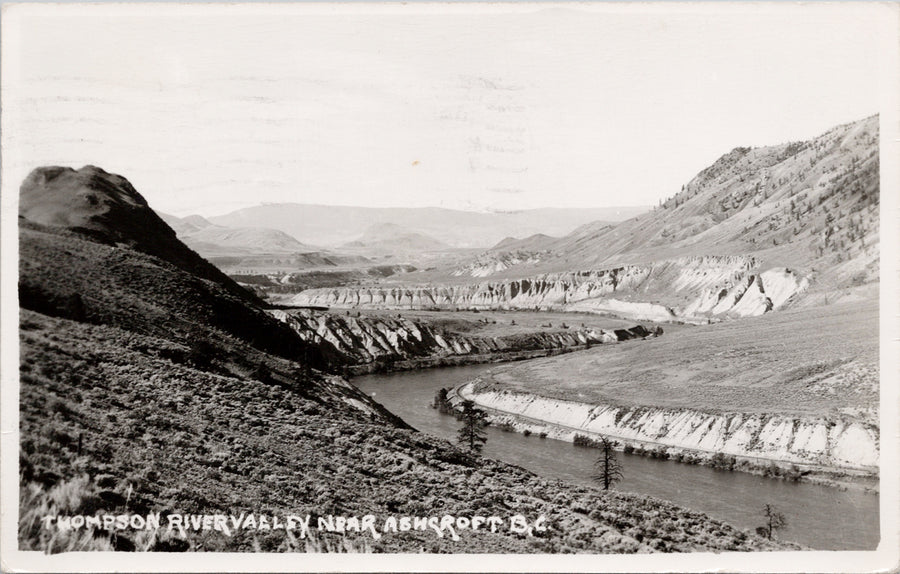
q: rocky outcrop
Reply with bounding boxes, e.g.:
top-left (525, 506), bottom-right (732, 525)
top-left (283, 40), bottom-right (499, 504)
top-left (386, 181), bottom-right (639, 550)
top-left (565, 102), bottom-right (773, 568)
top-left (452, 250), bottom-right (547, 278)
top-left (289, 255), bottom-right (809, 322)
top-left (458, 384), bottom-right (879, 472)
top-left (271, 309), bottom-right (655, 370)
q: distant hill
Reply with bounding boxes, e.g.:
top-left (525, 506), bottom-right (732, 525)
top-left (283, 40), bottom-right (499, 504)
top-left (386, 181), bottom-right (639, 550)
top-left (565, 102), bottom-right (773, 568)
top-left (156, 211), bottom-right (207, 235)
top-left (490, 233), bottom-right (559, 252)
top-left (340, 222), bottom-right (450, 254)
top-left (209, 204), bottom-right (648, 248)
top-left (156, 211), bottom-right (318, 256)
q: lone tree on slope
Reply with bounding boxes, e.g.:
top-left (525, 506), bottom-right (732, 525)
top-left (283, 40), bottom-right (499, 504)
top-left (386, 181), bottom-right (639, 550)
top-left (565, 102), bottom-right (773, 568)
top-left (456, 400), bottom-right (488, 453)
top-left (756, 504), bottom-right (787, 540)
top-left (592, 436), bottom-right (624, 490)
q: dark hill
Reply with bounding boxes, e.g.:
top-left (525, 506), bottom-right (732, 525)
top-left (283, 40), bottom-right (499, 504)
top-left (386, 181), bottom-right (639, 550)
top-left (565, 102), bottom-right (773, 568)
top-left (20, 165), bottom-right (254, 303)
top-left (18, 166), bottom-right (337, 367)
top-left (18, 220), bottom-right (338, 369)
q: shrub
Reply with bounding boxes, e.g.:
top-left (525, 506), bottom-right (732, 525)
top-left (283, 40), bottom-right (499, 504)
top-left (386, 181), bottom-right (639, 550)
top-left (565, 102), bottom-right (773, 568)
top-left (251, 363), bottom-right (274, 384)
top-left (187, 339), bottom-right (216, 369)
top-left (574, 434), bottom-right (606, 449)
top-left (711, 452), bottom-right (737, 471)
top-left (784, 464), bottom-right (803, 482)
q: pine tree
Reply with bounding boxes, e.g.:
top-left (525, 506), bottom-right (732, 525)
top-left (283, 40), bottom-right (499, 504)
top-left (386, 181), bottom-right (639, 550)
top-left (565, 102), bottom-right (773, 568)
top-left (456, 400), bottom-right (488, 453)
top-left (591, 436), bottom-right (624, 490)
top-left (758, 504), bottom-right (787, 540)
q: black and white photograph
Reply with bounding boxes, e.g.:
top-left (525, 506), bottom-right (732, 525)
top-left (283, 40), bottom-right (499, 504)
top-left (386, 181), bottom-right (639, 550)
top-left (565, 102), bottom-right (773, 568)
top-left (1, 2), bottom-right (898, 571)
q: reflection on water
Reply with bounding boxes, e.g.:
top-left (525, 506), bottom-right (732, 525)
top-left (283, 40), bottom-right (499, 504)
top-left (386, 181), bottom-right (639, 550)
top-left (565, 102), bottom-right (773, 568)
top-left (354, 363), bottom-right (879, 550)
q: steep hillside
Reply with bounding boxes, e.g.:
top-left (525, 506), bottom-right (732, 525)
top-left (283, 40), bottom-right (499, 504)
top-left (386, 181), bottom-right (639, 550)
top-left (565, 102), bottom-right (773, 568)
top-left (19, 166), bottom-right (254, 302)
top-left (538, 115), bottom-right (880, 286)
top-left (17, 167), bottom-right (783, 553)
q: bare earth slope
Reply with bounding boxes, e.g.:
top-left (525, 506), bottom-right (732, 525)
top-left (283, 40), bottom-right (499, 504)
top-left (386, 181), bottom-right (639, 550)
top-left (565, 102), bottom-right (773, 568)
top-left (544, 116), bottom-right (879, 280)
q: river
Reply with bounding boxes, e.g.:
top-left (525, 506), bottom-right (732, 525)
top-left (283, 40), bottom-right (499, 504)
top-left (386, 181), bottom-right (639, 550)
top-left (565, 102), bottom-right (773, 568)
top-left (354, 363), bottom-right (880, 551)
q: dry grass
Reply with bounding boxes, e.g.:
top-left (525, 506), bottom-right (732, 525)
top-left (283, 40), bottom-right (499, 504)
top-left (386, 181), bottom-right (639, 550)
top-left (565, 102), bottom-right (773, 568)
top-left (478, 297), bottom-right (878, 423)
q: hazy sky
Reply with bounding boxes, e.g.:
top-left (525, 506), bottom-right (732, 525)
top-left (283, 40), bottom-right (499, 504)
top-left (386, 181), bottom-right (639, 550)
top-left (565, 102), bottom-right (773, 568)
top-left (2, 3), bottom-right (889, 216)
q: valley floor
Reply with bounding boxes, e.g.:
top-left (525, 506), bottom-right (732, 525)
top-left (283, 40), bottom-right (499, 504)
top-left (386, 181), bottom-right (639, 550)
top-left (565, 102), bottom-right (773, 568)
top-left (470, 299), bottom-right (878, 420)
top-left (458, 299), bottom-right (879, 476)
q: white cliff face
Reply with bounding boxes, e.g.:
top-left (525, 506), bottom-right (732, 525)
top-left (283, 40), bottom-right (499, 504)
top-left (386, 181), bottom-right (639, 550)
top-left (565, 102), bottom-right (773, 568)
top-left (270, 309), bottom-right (652, 366)
top-left (288, 255), bottom-right (809, 322)
top-left (459, 384), bottom-right (878, 470)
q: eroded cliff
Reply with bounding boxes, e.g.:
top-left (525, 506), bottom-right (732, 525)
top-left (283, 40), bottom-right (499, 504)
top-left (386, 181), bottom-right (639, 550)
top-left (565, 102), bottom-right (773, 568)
top-left (457, 383), bottom-right (878, 473)
top-left (271, 309), bottom-right (655, 372)
top-left (289, 255), bottom-right (809, 323)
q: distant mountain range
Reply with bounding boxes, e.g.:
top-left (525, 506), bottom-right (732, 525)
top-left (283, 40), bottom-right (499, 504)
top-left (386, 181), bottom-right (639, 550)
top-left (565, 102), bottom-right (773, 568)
top-left (207, 204), bottom-right (648, 248)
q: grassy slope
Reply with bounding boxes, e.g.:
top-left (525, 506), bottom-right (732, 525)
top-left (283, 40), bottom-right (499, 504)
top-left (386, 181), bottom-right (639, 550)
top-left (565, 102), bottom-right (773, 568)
top-left (18, 222), bottom-right (788, 553)
top-left (477, 297), bottom-right (878, 424)
top-left (21, 311), bottom-right (796, 554)
top-left (18, 222), bottom-right (338, 371)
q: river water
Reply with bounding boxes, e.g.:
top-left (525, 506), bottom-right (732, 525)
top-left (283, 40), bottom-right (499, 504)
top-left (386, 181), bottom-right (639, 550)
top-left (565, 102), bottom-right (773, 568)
top-left (354, 363), bottom-right (880, 550)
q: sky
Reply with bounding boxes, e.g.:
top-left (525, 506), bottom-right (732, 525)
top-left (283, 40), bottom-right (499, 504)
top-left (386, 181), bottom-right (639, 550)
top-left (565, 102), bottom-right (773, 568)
top-left (1, 3), bottom-right (889, 217)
